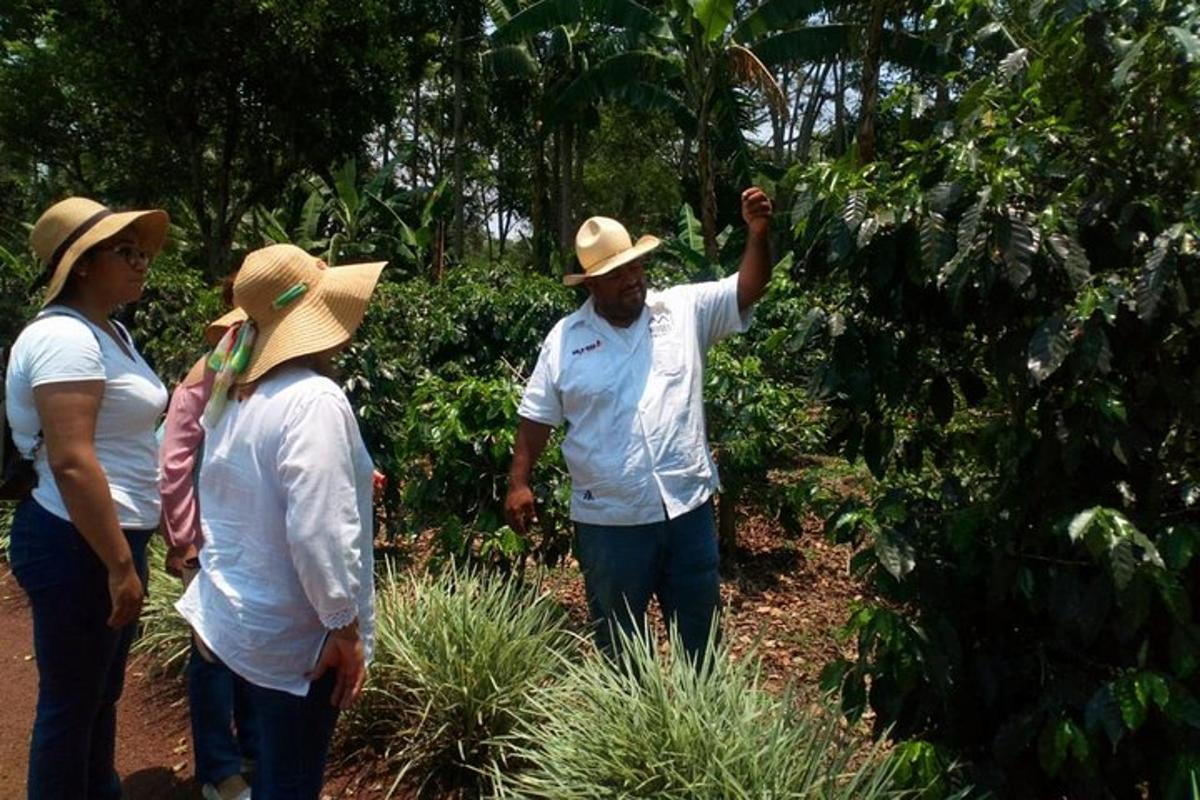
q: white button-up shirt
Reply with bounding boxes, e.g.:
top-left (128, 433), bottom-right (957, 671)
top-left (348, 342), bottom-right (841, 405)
top-left (518, 273), bottom-right (751, 525)
top-left (176, 366), bottom-right (376, 697)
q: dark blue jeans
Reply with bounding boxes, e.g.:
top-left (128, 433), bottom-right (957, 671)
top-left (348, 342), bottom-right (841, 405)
top-left (7, 498), bottom-right (151, 800)
top-left (236, 668), bottom-right (339, 800)
top-left (574, 498), bottom-right (722, 663)
top-left (187, 644), bottom-right (258, 786)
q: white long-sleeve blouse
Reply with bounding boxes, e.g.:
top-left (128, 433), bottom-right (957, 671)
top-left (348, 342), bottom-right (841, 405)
top-left (176, 364), bottom-right (375, 696)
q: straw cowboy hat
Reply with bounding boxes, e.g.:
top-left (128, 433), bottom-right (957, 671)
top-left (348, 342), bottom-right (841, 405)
top-left (564, 216), bottom-right (660, 286)
top-left (232, 244), bottom-right (385, 384)
top-left (29, 197), bottom-right (169, 306)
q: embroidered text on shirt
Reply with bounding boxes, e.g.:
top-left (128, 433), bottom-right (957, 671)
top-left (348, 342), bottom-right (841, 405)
top-left (571, 339), bottom-right (603, 356)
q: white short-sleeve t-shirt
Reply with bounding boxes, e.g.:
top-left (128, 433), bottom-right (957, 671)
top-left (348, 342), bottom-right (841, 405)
top-left (4, 307), bottom-right (168, 529)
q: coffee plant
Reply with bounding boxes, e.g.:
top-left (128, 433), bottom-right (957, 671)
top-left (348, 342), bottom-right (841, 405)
top-left (783, 0), bottom-right (1200, 795)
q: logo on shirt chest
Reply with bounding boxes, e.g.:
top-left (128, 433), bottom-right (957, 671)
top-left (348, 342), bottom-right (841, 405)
top-left (570, 338), bottom-right (604, 357)
top-left (648, 311), bottom-right (675, 338)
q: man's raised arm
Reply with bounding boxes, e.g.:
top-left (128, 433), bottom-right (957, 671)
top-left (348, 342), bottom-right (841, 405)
top-left (736, 186), bottom-right (775, 312)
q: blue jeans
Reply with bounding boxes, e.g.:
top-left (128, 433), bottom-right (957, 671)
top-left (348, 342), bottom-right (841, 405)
top-left (7, 498), bottom-right (151, 800)
top-left (188, 645), bottom-right (258, 786)
top-left (574, 498), bottom-right (721, 663)
top-left (237, 668), bottom-right (339, 799)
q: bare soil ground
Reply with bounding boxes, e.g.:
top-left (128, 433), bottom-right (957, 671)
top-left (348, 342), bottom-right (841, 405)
top-left (0, 510), bottom-right (862, 799)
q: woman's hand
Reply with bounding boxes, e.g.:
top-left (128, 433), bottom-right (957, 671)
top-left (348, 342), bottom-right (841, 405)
top-left (309, 622), bottom-right (366, 709)
top-left (165, 543), bottom-right (197, 578)
top-left (106, 562), bottom-right (144, 628)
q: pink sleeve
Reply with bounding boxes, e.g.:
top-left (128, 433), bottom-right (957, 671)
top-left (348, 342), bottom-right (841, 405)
top-left (159, 370), bottom-right (214, 548)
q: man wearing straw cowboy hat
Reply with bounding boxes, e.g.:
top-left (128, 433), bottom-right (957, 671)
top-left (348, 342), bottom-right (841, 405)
top-left (505, 187), bottom-right (774, 661)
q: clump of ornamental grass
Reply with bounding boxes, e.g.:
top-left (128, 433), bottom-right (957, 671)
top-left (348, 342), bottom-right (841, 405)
top-left (490, 625), bottom-right (908, 800)
top-left (131, 536), bottom-right (192, 675)
top-left (0, 506), bottom-right (12, 560)
top-left (340, 560), bottom-right (576, 795)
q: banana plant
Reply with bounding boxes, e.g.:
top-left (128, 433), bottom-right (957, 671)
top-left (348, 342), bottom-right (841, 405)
top-left (249, 159), bottom-right (450, 273)
top-left (493, 0), bottom-right (783, 262)
top-left (658, 201), bottom-right (734, 281)
top-left (493, 0), bottom-right (952, 261)
top-left (481, 0), bottom-right (611, 272)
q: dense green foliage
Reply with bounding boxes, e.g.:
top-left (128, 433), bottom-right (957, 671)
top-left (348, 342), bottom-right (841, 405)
top-left (0, 0), bottom-right (437, 274)
top-left (4, 0), bottom-right (1199, 795)
top-left (346, 261), bottom-right (577, 565)
top-left (782, 0), bottom-right (1200, 795)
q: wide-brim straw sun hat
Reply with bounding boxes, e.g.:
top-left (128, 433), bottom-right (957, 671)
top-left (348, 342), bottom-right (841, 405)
top-left (564, 216), bottom-right (660, 286)
top-left (30, 197), bottom-right (169, 306)
top-left (204, 307), bottom-right (248, 346)
top-left (233, 244), bottom-right (385, 384)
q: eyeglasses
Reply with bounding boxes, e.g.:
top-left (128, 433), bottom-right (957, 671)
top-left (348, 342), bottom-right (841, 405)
top-left (94, 243), bottom-right (150, 266)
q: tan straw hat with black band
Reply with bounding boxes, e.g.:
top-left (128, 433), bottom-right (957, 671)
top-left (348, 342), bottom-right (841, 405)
top-left (233, 244), bottom-right (385, 384)
top-left (30, 197), bottom-right (169, 306)
top-left (564, 216), bottom-right (660, 286)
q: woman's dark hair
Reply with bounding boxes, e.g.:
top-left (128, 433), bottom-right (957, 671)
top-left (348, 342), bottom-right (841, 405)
top-left (221, 271), bottom-right (238, 309)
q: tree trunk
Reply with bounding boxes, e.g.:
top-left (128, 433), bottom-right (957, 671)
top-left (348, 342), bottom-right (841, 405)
top-left (833, 59), bottom-right (846, 156)
top-left (679, 132), bottom-right (693, 188)
top-left (935, 76), bottom-right (950, 120)
top-left (433, 220), bottom-right (446, 281)
top-left (531, 130), bottom-right (549, 273)
top-left (797, 62), bottom-right (832, 161)
top-left (697, 92), bottom-right (719, 262)
top-left (785, 65), bottom-right (806, 159)
top-left (411, 83), bottom-right (423, 186)
top-left (857, 0), bottom-right (888, 164)
top-left (496, 146), bottom-right (507, 258)
top-left (498, 205), bottom-right (511, 257)
top-left (771, 69), bottom-right (789, 166)
top-left (558, 122), bottom-right (575, 258)
top-left (550, 125), bottom-right (563, 263)
top-left (451, 6), bottom-right (467, 263)
top-left (572, 124), bottom-right (585, 226)
top-left (198, 90), bottom-right (243, 280)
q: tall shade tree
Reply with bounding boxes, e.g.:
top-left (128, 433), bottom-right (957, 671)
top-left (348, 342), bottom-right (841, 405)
top-left (493, 0), bottom-right (948, 261)
top-left (0, 0), bottom-right (427, 277)
top-left (493, 0), bottom-right (788, 263)
top-left (736, 0), bottom-right (954, 163)
top-left (483, 0), bottom-right (607, 272)
top-left (449, 0), bottom-right (485, 263)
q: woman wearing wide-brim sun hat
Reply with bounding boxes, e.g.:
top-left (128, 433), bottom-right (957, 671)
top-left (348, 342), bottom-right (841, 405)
top-left (176, 243), bottom-right (385, 800)
top-left (5, 197), bottom-right (170, 799)
top-left (158, 271), bottom-right (258, 800)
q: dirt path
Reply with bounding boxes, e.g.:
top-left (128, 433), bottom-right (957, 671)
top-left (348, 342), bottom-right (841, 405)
top-left (0, 568), bottom-right (200, 798)
top-left (0, 562), bottom-right (399, 799)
